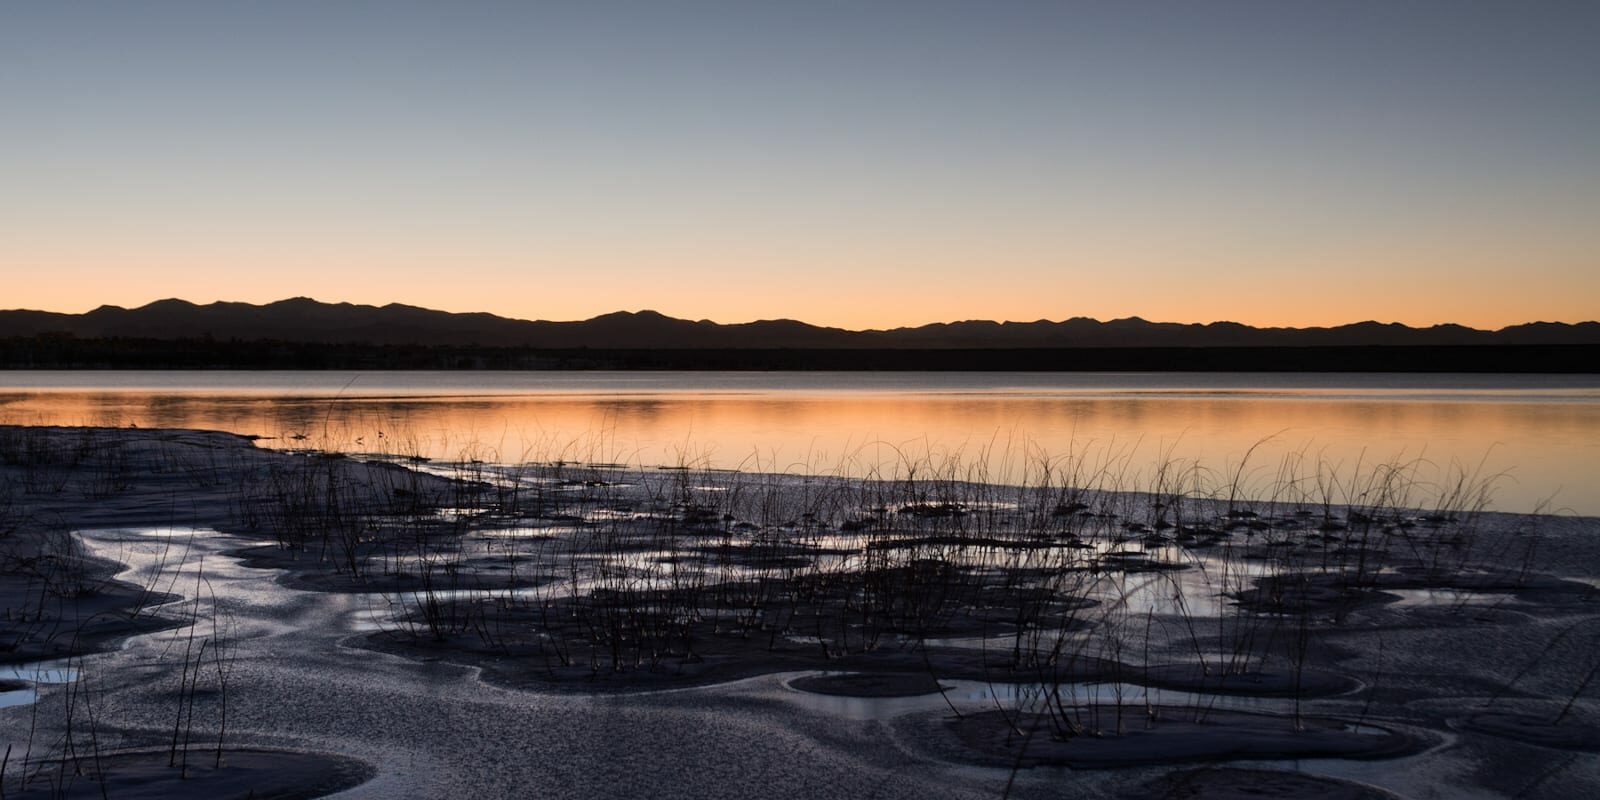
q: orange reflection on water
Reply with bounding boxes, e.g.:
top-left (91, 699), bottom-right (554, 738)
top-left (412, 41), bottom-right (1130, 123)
top-left (2, 382), bottom-right (1595, 515)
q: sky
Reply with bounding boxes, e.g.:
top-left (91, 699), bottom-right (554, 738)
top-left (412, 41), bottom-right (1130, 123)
top-left (2, 1), bottom-right (1597, 329)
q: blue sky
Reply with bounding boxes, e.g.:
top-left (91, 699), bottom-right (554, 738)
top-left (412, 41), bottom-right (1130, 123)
top-left (3, 1), bottom-right (1597, 326)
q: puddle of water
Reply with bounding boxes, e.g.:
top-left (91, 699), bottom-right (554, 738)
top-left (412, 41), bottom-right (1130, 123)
top-left (779, 672), bottom-right (1285, 721)
top-left (1, 661), bottom-right (80, 685)
top-left (0, 660), bottom-right (81, 710)
top-left (0, 687), bottom-right (39, 708)
top-left (134, 526), bottom-right (215, 539)
top-left (435, 507), bottom-right (492, 520)
top-left (1387, 589), bottom-right (1518, 608)
top-left (940, 678), bottom-right (1273, 712)
top-left (473, 525), bottom-right (581, 539)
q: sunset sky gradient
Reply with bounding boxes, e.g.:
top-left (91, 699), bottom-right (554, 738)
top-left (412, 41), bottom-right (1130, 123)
top-left (3, 1), bottom-right (1597, 329)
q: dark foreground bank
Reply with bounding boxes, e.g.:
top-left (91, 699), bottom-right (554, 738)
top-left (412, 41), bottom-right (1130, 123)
top-left (4, 337), bottom-right (1598, 372)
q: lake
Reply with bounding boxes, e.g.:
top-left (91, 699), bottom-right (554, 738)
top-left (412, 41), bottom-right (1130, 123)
top-left (1, 370), bottom-right (1596, 515)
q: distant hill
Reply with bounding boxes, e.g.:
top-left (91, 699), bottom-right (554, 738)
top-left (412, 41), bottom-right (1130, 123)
top-left (2, 297), bottom-right (1598, 349)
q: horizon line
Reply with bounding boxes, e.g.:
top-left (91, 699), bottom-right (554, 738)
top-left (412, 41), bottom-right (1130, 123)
top-left (7, 295), bottom-right (1597, 334)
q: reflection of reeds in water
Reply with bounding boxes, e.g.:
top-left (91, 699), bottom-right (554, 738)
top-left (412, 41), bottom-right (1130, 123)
top-left (288, 428), bottom-right (1568, 738)
top-left (0, 423), bottom-right (1591, 793)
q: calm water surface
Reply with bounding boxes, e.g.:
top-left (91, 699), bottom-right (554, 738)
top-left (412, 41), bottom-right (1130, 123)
top-left (2, 371), bottom-right (1595, 514)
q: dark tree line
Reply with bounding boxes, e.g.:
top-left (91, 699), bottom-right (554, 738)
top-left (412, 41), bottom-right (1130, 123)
top-left (1, 335), bottom-right (1594, 372)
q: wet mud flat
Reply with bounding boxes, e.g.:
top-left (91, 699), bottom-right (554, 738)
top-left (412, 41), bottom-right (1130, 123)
top-left (0, 426), bottom-right (460, 798)
top-left (9, 749), bottom-right (373, 800)
top-left (0, 425), bottom-right (1597, 798)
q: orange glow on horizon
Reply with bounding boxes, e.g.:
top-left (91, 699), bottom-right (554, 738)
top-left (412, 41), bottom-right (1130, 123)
top-left (7, 285), bottom-right (1595, 332)
top-left (5, 213), bottom-right (1596, 330)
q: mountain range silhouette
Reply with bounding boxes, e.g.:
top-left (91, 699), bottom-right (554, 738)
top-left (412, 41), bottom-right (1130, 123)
top-left (3, 297), bottom-right (1596, 349)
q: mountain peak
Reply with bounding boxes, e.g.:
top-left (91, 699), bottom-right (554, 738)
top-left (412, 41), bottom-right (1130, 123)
top-left (139, 298), bottom-right (199, 311)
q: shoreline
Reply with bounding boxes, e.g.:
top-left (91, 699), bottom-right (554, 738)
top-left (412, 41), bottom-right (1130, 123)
top-left (6, 341), bottom-right (1600, 373)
